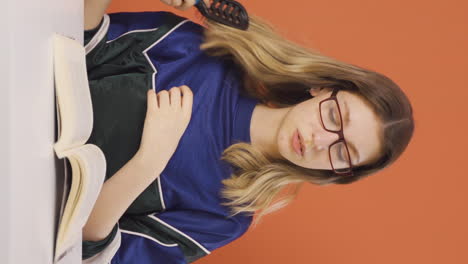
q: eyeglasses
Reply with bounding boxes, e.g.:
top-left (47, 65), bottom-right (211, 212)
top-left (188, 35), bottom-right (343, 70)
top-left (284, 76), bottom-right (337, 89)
top-left (318, 88), bottom-right (354, 176)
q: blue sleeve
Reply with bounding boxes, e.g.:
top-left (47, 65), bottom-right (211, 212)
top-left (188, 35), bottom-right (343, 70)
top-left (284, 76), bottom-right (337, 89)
top-left (84, 11), bottom-right (187, 46)
top-left (83, 210), bottom-right (252, 264)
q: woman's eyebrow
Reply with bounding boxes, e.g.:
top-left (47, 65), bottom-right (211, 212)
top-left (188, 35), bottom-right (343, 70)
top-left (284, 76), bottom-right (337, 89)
top-left (343, 99), bottom-right (360, 164)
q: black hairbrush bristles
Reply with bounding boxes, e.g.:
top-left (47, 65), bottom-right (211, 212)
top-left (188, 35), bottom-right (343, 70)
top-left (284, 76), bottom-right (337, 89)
top-left (195, 0), bottom-right (249, 30)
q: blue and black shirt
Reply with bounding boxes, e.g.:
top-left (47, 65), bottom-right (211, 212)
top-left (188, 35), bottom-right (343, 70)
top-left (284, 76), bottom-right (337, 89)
top-left (83, 11), bottom-right (259, 264)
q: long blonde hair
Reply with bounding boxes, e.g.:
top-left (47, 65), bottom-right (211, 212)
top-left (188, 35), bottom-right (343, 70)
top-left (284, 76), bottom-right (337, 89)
top-left (198, 14), bottom-right (414, 228)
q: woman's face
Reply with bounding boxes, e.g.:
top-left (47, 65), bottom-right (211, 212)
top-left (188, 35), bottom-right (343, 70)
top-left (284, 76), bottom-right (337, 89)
top-left (276, 88), bottom-right (383, 170)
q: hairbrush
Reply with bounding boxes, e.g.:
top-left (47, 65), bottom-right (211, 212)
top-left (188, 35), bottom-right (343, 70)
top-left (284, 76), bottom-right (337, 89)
top-left (194, 0), bottom-right (249, 30)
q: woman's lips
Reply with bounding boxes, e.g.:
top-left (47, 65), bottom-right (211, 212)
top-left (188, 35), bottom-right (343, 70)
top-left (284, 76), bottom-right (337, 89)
top-left (292, 129), bottom-right (303, 157)
top-left (298, 130), bottom-right (305, 154)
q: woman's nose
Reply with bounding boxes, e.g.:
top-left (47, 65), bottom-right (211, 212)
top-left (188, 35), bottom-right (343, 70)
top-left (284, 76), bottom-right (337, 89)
top-left (312, 130), bottom-right (339, 151)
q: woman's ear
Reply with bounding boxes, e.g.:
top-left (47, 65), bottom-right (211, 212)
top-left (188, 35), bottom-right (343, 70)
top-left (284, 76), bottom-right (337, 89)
top-left (308, 87), bottom-right (322, 97)
top-left (309, 87), bottom-right (333, 97)
top-left (265, 101), bottom-right (279, 108)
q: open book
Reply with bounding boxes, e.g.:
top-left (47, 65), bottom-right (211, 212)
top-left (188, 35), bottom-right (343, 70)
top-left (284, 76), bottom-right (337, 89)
top-left (52, 33), bottom-right (106, 262)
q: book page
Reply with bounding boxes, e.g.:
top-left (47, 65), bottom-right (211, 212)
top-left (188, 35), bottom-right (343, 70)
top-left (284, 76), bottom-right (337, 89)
top-left (52, 33), bottom-right (107, 261)
top-left (53, 33), bottom-right (93, 157)
top-left (54, 144), bottom-right (106, 260)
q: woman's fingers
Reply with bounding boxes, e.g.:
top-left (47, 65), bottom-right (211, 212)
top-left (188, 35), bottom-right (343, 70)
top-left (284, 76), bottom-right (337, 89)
top-left (157, 90), bottom-right (169, 109)
top-left (174, 0), bottom-right (212, 11)
top-left (169, 87), bottom-right (182, 107)
top-left (172, 0), bottom-right (183, 8)
top-left (179, 85), bottom-right (193, 115)
top-left (155, 86), bottom-right (191, 108)
top-left (177, 0), bottom-right (196, 11)
top-left (146, 89), bottom-right (157, 114)
top-left (152, 86), bottom-right (192, 114)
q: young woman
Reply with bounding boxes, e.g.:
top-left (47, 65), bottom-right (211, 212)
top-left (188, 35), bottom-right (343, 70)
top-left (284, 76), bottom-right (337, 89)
top-left (82, 0), bottom-right (414, 263)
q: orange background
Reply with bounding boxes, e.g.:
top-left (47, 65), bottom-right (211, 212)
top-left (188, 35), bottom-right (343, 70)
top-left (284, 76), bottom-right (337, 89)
top-left (105, 0), bottom-right (468, 263)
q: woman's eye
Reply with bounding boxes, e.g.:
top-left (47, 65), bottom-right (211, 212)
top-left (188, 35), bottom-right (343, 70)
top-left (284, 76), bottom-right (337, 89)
top-left (341, 147), bottom-right (347, 161)
top-left (333, 146), bottom-right (344, 163)
top-left (329, 107), bottom-right (339, 125)
top-left (334, 110), bottom-right (340, 125)
top-left (329, 108), bottom-right (337, 124)
top-left (337, 146), bottom-right (347, 162)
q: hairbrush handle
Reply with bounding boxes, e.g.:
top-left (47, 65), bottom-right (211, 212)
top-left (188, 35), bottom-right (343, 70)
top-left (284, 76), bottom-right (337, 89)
top-left (194, 0), bottom-right (249, 30)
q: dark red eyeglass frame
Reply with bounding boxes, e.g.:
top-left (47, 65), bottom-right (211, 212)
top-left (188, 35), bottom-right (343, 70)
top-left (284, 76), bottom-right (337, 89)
top-left (318, 88), bottom-right (355, 177)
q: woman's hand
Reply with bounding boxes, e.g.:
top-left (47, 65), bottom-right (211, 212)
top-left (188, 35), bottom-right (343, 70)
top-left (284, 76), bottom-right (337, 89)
top-left (159, 0), bottom-right (211, 11)
top-left (136, 86), bottom-right (193, 174)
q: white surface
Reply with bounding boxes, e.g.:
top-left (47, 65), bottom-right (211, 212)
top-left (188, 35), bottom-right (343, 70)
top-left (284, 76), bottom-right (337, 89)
top-left (56, 233), bottom-right (82, 264)
top-left (1, 0), bottom-right (84, 263)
